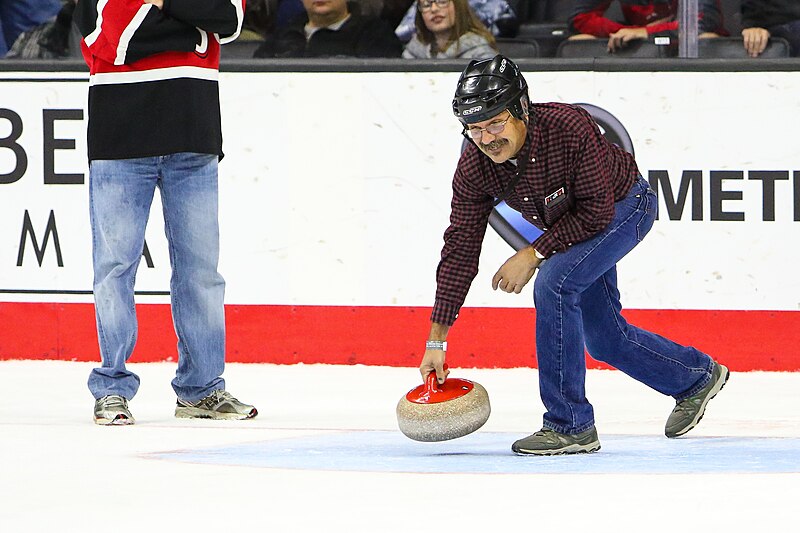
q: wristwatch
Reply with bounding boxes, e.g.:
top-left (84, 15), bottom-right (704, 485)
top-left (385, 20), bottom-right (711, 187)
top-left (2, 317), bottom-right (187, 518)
top-left (425, 340), bottom-right (447, 351)
top-left (533, 248), bottom-right (546, 260)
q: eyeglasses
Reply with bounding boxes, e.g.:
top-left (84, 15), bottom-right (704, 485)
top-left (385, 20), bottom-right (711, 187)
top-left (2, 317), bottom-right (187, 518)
top-left (464, 113), bottom-right (513, 140)
top-left (418, 0), bottom-right (451, 12)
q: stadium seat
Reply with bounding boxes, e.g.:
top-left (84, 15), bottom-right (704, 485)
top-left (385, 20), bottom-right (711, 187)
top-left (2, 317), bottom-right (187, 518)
top-left (697, 37), bottom-right (791, 58)
top-left (533, 0), bottom-right (574, 25)
top-left (556, 38), bottom-right (676, 58)
top-left (221, 39), bottom-right (264, 59)
top-left (495, 37), bottom-right (540, 59)
top-left (516, 23), bottom-right (568, 57)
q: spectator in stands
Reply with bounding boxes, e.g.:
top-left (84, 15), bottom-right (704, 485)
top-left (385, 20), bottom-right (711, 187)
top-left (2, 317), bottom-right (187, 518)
top-left (0, 0), bottom-right (63, 57)
top-left (569, 0), bottom-right (726, 53)
top-left (271, 0), bottom-right (385, 28)
top-left (254, 0), bottom-right (402, 57)
top-left (395, 0), bottom-right (518, 42)
top-left (741, 0), bottom-right (800, 57)
top-left (402, 0), bottom-right (498, 58)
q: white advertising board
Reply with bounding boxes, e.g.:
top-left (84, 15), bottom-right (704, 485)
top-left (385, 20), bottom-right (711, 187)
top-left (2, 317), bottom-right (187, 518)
top-left (1, 69), bottom-right (799, 313)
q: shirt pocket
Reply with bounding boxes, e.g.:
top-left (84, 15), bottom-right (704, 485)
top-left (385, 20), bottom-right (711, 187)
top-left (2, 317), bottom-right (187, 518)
top-left (542, 186), bottom-right (570, 225)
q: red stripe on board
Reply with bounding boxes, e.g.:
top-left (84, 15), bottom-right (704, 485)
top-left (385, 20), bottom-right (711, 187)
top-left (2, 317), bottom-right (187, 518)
top-left (0, 303), bottom-right (797, 371)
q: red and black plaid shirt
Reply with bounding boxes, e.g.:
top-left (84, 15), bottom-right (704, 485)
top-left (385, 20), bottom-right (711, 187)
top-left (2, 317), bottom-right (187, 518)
top-left (432, 103), bottom-right (639, 325)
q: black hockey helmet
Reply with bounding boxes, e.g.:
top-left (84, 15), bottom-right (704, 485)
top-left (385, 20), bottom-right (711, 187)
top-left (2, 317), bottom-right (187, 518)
top-left (452, 55), bottom-right (529, 125)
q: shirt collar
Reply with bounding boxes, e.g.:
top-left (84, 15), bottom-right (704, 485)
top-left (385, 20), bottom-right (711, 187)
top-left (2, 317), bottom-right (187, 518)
top-left (305, 14), bottom-right (351, 38)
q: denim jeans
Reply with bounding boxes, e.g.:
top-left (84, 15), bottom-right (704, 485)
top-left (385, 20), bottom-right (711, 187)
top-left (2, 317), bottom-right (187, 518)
top-left (87, 153), bottom-right (226, 402)
top-left (533, 177), bottom-right (713, 434)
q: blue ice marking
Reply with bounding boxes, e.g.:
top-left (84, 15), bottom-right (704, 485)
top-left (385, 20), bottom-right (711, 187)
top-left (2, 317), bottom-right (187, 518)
top-left (149, 431), bottom-right (800, 474)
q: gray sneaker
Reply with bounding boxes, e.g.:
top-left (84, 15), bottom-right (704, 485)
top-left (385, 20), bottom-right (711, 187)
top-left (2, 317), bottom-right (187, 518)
top-left (665, 362), bottom-right (730, 438)
top-left (512, 427), bottom-right (601, 455)
top-left (94, 395), bottom-right (135, 426)
top-left (175, 389), bottom-right (258, 420)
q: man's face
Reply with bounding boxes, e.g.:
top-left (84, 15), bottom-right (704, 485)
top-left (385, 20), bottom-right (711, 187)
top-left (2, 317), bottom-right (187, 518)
top-left (466, 110), bottom-right (528, 164)
top-left (302, 0), bottom-right (348, 18)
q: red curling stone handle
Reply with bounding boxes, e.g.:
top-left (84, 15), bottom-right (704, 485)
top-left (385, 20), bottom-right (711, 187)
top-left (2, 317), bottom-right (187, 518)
top-left (406, 366), bottom-right (474, 405)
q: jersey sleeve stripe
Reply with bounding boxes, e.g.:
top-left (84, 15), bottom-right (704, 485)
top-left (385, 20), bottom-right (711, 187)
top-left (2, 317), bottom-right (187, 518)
top-left (115, 4), bottom-right (152, 65)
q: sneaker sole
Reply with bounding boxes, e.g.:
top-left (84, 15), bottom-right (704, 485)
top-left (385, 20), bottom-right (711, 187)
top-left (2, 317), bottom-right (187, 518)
top-left (667, 365), bottom-right (730, 438)
top-left (174, 406), bottom-right (258, 420)
top-left (512, 442), bottom-right (601, 456)
top-left (94, 415), bottom-right (135, 426)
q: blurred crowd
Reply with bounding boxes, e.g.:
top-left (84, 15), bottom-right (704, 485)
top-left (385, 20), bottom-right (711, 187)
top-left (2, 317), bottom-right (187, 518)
top-left (1, 0), bottom-right (798, 60)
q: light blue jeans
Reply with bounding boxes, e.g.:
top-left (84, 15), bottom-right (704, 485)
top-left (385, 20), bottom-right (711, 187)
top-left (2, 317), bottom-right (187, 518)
top-left (533, 177), bottom-right (714, 434)
top-left (87, 153), bottom-right (226, 402)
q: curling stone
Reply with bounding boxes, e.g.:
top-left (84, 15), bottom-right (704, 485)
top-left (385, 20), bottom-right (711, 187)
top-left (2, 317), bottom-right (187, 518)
top-left (396, 370), bottom-right (491, 442)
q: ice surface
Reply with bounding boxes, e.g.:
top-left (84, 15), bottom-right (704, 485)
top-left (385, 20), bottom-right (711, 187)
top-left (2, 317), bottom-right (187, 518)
top-left (1, 361), bottom-right (798, 532)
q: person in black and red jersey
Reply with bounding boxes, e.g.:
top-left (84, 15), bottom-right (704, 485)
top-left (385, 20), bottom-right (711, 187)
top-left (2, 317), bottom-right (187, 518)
top-left (569, 0), bottom-right (726, 53)
top-left (419, 55), bottom-right (729, 455)
top-left (75, 0), bottom-right (258, 425)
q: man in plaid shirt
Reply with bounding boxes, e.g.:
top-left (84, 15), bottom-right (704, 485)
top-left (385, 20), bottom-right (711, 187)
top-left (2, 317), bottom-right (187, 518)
top-left (420, 55), bottom-right (729, 455)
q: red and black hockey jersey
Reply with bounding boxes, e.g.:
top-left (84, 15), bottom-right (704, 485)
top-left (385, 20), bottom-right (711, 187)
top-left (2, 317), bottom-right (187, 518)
top-left (74, 0), bottom-right (245, 161)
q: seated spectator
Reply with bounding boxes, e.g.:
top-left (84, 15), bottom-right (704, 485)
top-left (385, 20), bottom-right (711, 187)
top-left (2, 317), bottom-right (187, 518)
top-left (395, 0), bottom-right (518, 42)
top-left (741, 0), bottom-right (800, 57)
top-left (403, 0), bottom-right (498, 58)
top-left (254, 0), bottom-right (402, 57)
top-left (0, 0), bottom-right (63, 57)
top-left (268, 0), bottom-right (384, 32)
top-left (569, 0), bottom-right (727, 53)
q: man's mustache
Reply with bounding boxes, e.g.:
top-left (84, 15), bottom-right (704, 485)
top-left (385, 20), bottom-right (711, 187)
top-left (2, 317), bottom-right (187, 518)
top-left (481, 139), bottom-right (507, 151)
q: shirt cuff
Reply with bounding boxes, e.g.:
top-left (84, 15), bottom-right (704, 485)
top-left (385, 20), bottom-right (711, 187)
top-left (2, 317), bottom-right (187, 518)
top-left (431, 300), bottom-right (460, 326)
top-left (532, 231), bottom-right (566, 258)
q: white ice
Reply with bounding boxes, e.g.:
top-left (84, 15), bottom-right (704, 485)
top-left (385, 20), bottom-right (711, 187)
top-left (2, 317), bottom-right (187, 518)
top-left (1, 361), bottom-right (798, 532)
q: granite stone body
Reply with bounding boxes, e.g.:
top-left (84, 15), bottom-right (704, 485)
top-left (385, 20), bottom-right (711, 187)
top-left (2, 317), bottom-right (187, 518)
top-left (397, 380), bottom-right (491, 442)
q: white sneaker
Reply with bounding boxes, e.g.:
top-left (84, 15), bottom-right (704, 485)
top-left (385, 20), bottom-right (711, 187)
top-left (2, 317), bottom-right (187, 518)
top-left (94, 395), bottom-right (135, 426)
top-left (175, 389), bottom-right (257, 420)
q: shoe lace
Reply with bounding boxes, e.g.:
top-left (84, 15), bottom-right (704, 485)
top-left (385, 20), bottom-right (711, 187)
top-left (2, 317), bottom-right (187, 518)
top-left (103, 395), bottom-right (127, 408)
top-left (211, 390), bottom-right (234, 402)
top-left (531, 428), bottom-right (560, 443)
top-left (673, 396), bottom-right (702, 414)
top-left (201, 389), bottom-right (236, 408)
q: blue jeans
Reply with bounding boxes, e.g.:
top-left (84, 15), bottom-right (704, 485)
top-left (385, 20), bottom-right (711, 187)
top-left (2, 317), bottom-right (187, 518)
top-left (533, 177), bottom-right (713, 434)
top-left (87, 153), bottom-right (226, 402)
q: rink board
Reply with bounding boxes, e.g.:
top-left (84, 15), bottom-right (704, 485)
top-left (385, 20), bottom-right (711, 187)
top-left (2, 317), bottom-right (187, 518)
top-left (0, 302), bottom-right (797, 370)
top-left (1, 70), bottom-right (799, 369)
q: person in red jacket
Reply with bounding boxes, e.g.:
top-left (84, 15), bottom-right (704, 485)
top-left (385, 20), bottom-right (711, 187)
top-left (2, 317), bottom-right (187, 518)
top-left (569, 0), bottom-right (726, 52)
top-left (75, 0), bottom-right (258, 425)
